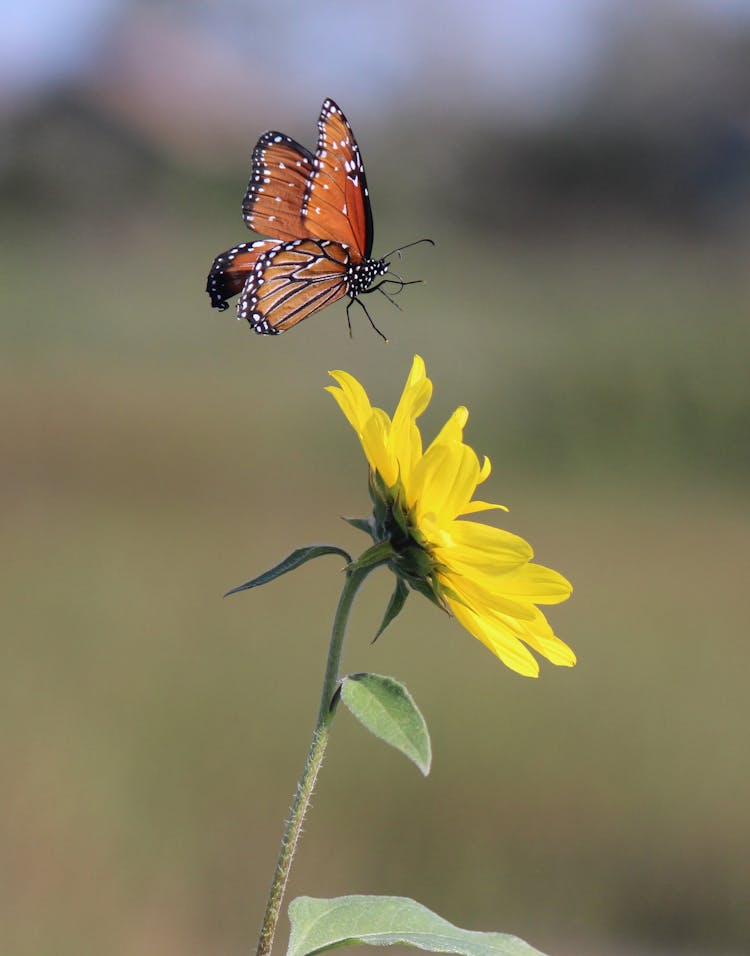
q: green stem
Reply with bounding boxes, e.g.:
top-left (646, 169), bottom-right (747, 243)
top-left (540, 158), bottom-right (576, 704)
top-left (255, 565), bottom-right (370, 956)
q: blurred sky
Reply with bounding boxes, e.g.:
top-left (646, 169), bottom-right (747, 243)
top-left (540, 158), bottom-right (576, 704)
top-left (5, 0), bottom-right (750, 124)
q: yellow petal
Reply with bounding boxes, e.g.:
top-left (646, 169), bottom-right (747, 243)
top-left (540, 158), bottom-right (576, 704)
top-left (449, 599), bottom-right (540, 677)
top-left (411, 442), bottom-right (483, 524)
top-left (436, 445), bottom-right (484, 522)
top-left (436, 550), bottom-right (531, 587)
top-left (476, 563), bottom-right (573, 605)
top-left (459, 500), bottom-right (509, 515)
top-left (427, 406), bottom-right (469, 452)
top-left (407, 442), bottom-right (452, 515)
top-left (361, 409), bottom-right (398, 487)
top-left (391, 366), bottom-right (431, 482)
top-left (442, 570), bottom-right (537, 621)
top-left (513, 610), bottom-right (577, 666)
top-left (478, 604), bottom-right (576, 667)
top-left (325, 370), bottom-right (374, 434)
top-left (393, 355), bottom-right (432, 426)
top-left (390, 416), bottom-right (424, 492)
top-left (477, 455), bottom-right (492, 484)
top-left (432, 519), bottom-right (534, 565)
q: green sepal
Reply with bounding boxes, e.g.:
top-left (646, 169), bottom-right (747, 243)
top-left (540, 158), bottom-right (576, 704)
top-left (368, 471), bottom-right (392, 532)
top-left (373, 577), bottom-right (409, 642)
top-left (388, 487), bottom-right (412, 539)
top-left (340, 673), bottom-right (431, 775)
top-left (224, 546), bottom-right (352, 597)
top-left (347, 541), bottom-right (395, 572)
top-left (394, 543), bottom-right (435, 579)
top-left (342, 516), bottom-right (374, 537)
top-left (287, 895), bottom-right (547, 956)
top-left (404, 575), bottom-right (447, 613)
top-left (368, 469), bottom-right (392, 508)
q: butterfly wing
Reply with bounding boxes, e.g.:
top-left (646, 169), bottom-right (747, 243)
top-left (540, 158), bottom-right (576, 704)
top-left (242, 132), bottom-right (315, 241)
top-left (237, 238), bottom-right (350, 334)
top-left (206, 240), bottom-right (278, 311)
top-left (210, 102), bottom-right (378, 331)
top-left (302, 99), bottom-right (374, 261)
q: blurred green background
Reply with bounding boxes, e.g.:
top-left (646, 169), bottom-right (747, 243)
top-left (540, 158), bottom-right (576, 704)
top-left (2, 3), bottom-right (749, 955)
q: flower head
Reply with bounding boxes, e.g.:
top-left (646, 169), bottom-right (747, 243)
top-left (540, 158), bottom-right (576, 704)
top-left (326, 355), bottom-right (574, 677)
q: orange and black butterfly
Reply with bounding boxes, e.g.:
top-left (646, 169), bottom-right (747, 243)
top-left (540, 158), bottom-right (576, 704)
top-left (206, 98), bottom-right (430, 338)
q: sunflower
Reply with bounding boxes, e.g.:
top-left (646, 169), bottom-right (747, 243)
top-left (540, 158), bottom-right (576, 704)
top-left (326, 355), bottom-right (574, 677)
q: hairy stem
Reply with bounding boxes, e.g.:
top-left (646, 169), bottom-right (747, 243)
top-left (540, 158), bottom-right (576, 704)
top-left (255, 565), bottom-right (369, 956)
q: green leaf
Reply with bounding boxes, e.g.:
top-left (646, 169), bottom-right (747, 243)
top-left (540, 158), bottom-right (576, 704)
top-left (287, 895), bottom-right (547, 956)
top-left (340, 674), bottom-right (431, 775)
top-left (224, 546), bottom-right (352, 596)
top-left (373, 577), bottom-right (409, 642)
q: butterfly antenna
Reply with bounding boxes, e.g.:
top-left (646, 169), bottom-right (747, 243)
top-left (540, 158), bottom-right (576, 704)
top-left (381, 237), bottom-right (435, 261)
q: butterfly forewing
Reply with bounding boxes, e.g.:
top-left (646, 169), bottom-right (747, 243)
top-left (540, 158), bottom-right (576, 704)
top-left (242, 132), bottom-right (315, 241)
top-left (302, 99), bottom-right (373, 260)
top-left (206, 240), bottom-right (278, 311)
top-left (237, 238), bottom-right (350, 334)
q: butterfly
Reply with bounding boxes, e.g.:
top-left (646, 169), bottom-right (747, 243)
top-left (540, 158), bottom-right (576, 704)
top-left (206, 98), bottom-right (430, 338)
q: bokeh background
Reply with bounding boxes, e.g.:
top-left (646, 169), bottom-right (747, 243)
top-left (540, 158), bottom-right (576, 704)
top-left (2, 2), bottom-right (749, 954)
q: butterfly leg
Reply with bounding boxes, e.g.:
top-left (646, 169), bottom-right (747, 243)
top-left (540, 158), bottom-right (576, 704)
top-left (347, 296), bottom-right (388, 342)
top-left (373, 275), bottom-right (424, 294)
top-left (368, 277), bottom-right (423, 310)
top-left (374, 284), bottom-right (403, 312)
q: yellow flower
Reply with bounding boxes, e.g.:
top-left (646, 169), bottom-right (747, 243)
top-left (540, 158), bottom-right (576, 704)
top-left (326, 355), bottom-right (575, 678)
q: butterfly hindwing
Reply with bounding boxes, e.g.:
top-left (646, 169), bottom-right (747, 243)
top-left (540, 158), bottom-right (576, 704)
top-left (242, 132), bottom-right (315, 241)
top-left (206, 240), bottom-right (278, 311)
top-left (237, 238), bottom-right (350, 334)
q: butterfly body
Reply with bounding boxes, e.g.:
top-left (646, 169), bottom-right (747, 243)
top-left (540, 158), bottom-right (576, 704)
top-left (207, 99), bottom-right (420, 337)
top-left (345, 255), bottom-right (390, 298)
